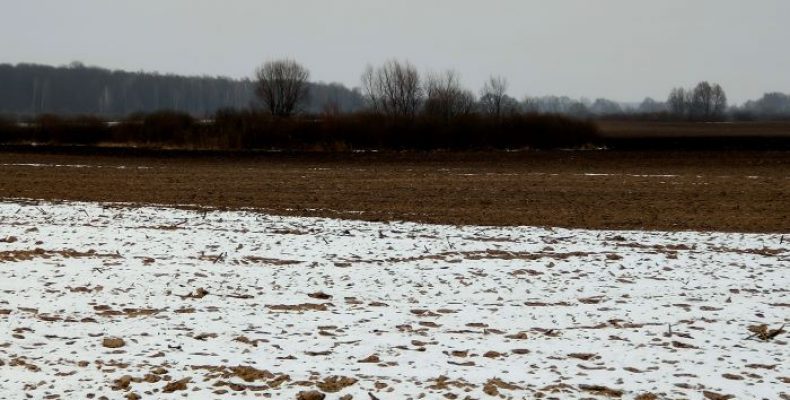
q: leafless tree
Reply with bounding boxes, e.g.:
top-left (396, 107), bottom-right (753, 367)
top-left (254, 59), bottom-right (310, 117)
top-left (361, 60), bottom-right (423, 118)
top-left (423, 70), bottom-right (475, 120)
top-left (667, 87), bottom-right (688, 117)
top-left (590, 98), bottom-right (623, 115)
top-left (638, 97), bottom-right (667, 113)
top-left (668, 82), bottom-right (728, 120)
top-left (711, 84), bottom-right (727, 117)
top-left (479, 76), bottom-right (509, 118)
top-left (691, 81), bottom-right (714, 118)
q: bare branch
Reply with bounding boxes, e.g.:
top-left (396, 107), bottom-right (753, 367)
top-left (254, 59), bottom-right (310, 117)
top-left (360, 60), bottom-right (423, 119)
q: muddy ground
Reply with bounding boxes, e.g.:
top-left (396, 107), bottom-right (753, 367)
top-left (0, 149), bottom-right (787, 232)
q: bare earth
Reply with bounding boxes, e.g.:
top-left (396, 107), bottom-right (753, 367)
top-left (0, 150), bottom-right (788, 233)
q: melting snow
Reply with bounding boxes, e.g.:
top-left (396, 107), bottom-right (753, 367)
top-left (0, 200), bottom-right (787, 399)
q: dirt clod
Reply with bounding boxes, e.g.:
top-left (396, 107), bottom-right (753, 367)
top-left (162, 378), bottom-right (190, 393)
top-left (296, 390), bottom-right (326, 400)
top-left (102, 338), bottom-right (125, 349)
top-left (316, 376), bottom-right (358, 393)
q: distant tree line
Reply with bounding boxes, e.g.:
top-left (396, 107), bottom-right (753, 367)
top-left (734, 92), bottom-right (790, 120)
top-left (0, 62), bottom-right (363, 117)
top-left (251, 59), bottom-right (787, 122)
top-left (2, 60), bottom-right (789, 124)
top-left (254, 59), bottom-right (787, 123)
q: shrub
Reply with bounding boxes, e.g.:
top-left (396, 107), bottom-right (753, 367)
top-left (0, 110), bottom-right (601, 151)
top-left (25, 114), bottom-right (108, 144)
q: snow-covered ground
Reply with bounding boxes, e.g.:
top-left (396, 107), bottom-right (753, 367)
top-left (0, 200), bottom-right (787, 400)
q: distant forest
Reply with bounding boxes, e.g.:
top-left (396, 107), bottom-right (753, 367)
top-left (1, 62), bottom-right (789, 120)
top-left (0, 62), bottom-right (364, 117)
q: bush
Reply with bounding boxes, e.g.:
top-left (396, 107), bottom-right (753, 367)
top-left (0, 110), bottom-right (601, 151)
top-left (27, 115), bottom-right (108, 144)
top-left (0, 116), bottom-right (21, 143)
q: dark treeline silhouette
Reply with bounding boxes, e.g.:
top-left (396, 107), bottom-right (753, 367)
top-left (0, 111), bottom-right (600, 151)
top-left (525, 89), bottom-right (790, 122)
top-left (524, 83), bottom-right (727, 121)
top-left (2, 59), bottom-right (790, 152)
top-left (0, 62), bottom-right (364, 117)
top-left (735, 93), bottom-right (790, 120)
top-left (0, 59), bottom-right (602, 150)
top-left (3, 62), bottom-right (789, 122)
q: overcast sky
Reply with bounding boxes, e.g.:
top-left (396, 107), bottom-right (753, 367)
top-left (1, 0), bottom-right (789, 103)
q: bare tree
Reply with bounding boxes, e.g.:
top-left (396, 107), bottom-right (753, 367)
top-left (691, 81), bottom-right (714, 119)
top-left (479, 76), bottom-right (509, 118)
top-left (522, 96), bottom-right (589, 117)
top-left (590, 98), bottom-right (623, 115)
top-left (254, 59), bottom-right (310, 117)
top-left (667, 87), bottom-right (688, 117)
top-left (361, 60), bottom-right (423, 118)
top-left (423, 70), bottom-right (475, 120)
top-left (638, 97), bottom-right (667, 113)
top-left (711, 84), bottom-right (727, 118)
top-left (668, 82), bottom-right (728, 120)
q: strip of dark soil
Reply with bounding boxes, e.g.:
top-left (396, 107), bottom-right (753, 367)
top-left (0, 150), bottom-right (787, 233)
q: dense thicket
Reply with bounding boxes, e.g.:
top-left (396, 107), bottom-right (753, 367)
top-left (0, 63), bottom-right (364, 117)
top-left (0, 111), bottom-right (600, 151)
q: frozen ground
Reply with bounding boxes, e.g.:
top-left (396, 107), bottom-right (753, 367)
top-left (0, 200), bottom-right (787, 400)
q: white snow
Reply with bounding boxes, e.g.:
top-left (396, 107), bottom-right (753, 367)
top-left (0, 200), bottom-right (787, 399)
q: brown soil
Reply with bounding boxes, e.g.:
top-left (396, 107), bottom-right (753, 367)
top-left (102, 337), bottom-right (125, 349)
top-left (0, 150), bottom-right (788, 233)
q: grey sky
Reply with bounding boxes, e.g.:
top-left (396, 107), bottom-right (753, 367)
top-left (1, 0), bottom-right (789, 103)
